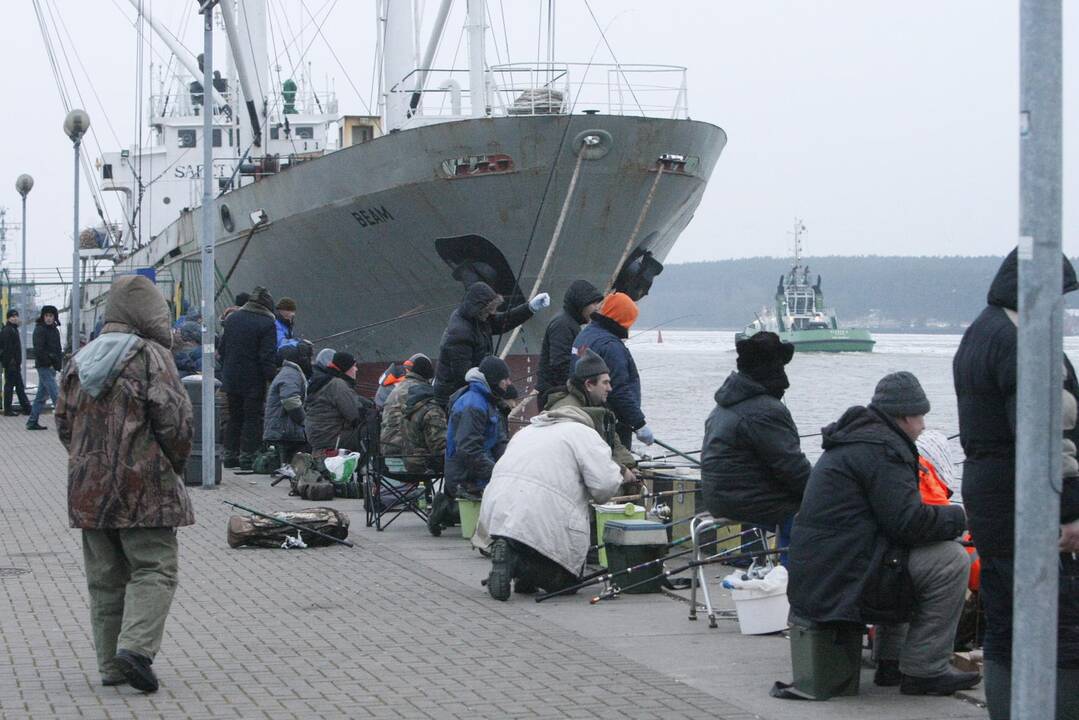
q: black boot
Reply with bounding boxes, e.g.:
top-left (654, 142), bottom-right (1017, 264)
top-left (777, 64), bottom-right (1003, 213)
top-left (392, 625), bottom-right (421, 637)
top-left (427, 492), bottom-right (447, 536)
top-left (113, 649), bottom-right (159, 693)
top-left (488, 538), bottom-right (513, 601)
top-left (900, 668), bottom-right (981, 696)
top-left (874, 659), bottom-right (902, 687)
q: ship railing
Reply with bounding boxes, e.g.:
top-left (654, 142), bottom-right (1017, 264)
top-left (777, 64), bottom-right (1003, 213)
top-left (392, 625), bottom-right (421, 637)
top-left (149, 81), bottom-right (338, 123)
top-left (392, 63), bottom-right (690, 122)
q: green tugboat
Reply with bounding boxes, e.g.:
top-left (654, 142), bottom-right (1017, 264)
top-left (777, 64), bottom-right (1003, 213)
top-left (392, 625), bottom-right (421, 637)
top-left (737, 220), bottom-right (875, 352)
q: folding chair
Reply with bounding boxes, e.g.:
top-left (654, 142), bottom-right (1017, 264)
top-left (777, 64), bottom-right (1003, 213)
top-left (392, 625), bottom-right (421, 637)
top-left (688, 513), bottom-right (774, 628)
top-left (362, 412), bottom-right (441, 531)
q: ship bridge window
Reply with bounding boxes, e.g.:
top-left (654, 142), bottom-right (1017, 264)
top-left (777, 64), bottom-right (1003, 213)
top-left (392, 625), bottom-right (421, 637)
top-left (212, 129), bottom-right (222, 148)
top-left (295, 126), bottom-right (314, 140)
top-left (177, 129), bottom-right (197, 148)
top-left (270, 126), bottom-right (280, 140)
top-left (101, 163), bottom-right (113, 180)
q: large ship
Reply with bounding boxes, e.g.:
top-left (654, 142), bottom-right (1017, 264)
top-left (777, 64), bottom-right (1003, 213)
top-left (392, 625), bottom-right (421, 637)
top-left (738, 221), bottom-right (875, 352)
top-left (72, 1), bottom-right (727, 383)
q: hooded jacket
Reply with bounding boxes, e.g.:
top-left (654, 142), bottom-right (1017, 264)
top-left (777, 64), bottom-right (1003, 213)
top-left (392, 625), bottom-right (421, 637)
top-left (56, 275), bottom-right (194, 529)
top-left (545, 380), bottom-right (636, 470)
top-left (787, 405), bottom-right (966, 624)
top-left (402, 382), bottom-right (448, 473)
top-left (953, 249), bottom-right (1079, 556)
top-left (33, 307), bottom-right (63, 371)
top-left (433, 282), bottom-right (533, 403)
top-left (536, 280), bottom-right (603, 403)
top-left (379, 371), bottom-right (429, 457)
top-left (571, 313), bottom-right (645, 431)
top-left (263, 360), bottom-right (307, 443)
top-left (304, 366), bottom-right (361, 451)
top-left (475, 406), bottom-right (623, 575)
top-left (701, 371), bottom-right (811, 527)
top-left (219, 297), bottom-right (277, 399)
top-left (444, 367), bottom-right (508, 493)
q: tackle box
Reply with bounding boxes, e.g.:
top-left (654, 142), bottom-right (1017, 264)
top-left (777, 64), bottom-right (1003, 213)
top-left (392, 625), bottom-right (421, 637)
top-left (602, 519), bottom-right (669, 594)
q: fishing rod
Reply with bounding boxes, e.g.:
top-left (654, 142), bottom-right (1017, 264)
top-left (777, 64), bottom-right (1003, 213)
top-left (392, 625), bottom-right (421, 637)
top-left (311, 303), bottom-right (457, 344)
top-left (222, 500), bottom-right (355, 548)
top-left (625, 313), bottom-right (700, 342)
top-left (644, 448), bottom-right (702, 462)
top-left (536, 528), bottom-right (764, 603)
top-left (607, 486), bottom-right (701, 504)
top-left (590, 546), bottom-right (786, 604)
top-left (653, 439), bottom-right (702, 467)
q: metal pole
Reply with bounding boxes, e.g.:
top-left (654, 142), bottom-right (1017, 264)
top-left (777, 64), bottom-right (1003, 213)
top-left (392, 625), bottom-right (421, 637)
top-left (201, 1), bottom-right (218, 490)
top-left (1013, 0), bottom-right (1063, 715)
top-left (20, 193), bottom-right (28, 381)
top-left (70, 139), bottom-right (81, 352)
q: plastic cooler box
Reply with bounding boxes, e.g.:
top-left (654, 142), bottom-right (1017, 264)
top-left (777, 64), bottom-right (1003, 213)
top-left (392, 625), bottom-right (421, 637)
top-left (594, 503), bottom-right (646, 566)
top-left (602, 519), bottom-right (669, 594)
top-left (457, 498), bottom-right (482, 539)
top-left (788, 618), bottom-right (862, 699)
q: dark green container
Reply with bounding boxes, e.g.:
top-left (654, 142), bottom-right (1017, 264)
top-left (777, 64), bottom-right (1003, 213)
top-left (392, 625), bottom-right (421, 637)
top-left (602, 519), bottom-right (668, 594)
top-left (789, 619), bottom-right (863, 699)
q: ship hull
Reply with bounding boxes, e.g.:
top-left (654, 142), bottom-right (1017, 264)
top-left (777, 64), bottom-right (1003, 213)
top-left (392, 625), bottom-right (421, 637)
top-left (737, 328), bottom-right (876, 353)
top-left (86, 114), bottom-right (726, 382)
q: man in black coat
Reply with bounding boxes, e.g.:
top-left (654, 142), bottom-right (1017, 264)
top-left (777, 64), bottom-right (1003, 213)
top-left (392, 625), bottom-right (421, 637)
top-left (953, 249), bottom-right (1079, 717)
top-left (26, 305), bottom-right (64, 431)
top-left (433, 282), bottom-right (549, 405)
top-left (535, 279), bottom-right (603, 410)
top-left (701, 332), bottom-right (809, 561)
top-left (219, 287), bottom-right (278, 470)
top-left (788, 372), bottom-right (978, 696)
top-left (0, 309), bottom-right (31, 415)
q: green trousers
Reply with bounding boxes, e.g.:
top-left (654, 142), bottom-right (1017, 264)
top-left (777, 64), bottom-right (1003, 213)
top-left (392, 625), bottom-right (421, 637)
top-left (81, 528), bottom-right (179, 678)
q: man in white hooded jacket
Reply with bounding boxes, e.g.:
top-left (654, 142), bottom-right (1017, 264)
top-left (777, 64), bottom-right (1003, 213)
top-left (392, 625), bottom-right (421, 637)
top-left (477, 406), bottom-right (624, 600)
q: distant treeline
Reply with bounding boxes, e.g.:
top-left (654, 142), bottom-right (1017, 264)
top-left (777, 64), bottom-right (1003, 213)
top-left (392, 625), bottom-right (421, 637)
top-left (636, 255), bottom-right (1079, 331)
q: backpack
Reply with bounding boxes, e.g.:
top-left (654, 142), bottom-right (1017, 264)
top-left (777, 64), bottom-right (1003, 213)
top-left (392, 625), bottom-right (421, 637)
top-left (288, 452), bottom-right (334, 501)
top-left (251, 446), bottom-right (279, 475)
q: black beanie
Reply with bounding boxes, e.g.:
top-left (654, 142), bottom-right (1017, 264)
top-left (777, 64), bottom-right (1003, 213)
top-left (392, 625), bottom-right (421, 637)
top-left (250, 286), bottom-right (275, 313)
top-left (331, 351), bottom-right (356, 373)
top-left (234, 292), bottom-right (251, 307)
top-left (407, 353), bottom-right (435, 380)
top-left (6, 309), bottom-right (18, 319)
top-left (871, 371), bottom-right (931, 417)
top-left (478, 356), bottom-right (510, 387)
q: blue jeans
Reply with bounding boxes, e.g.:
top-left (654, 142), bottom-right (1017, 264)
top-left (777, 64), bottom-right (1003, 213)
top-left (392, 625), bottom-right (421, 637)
top-left (28, 367), bottom-right (59, 425)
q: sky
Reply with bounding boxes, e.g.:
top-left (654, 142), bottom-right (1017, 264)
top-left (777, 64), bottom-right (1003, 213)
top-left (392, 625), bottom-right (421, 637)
top-left (0, 0), bottom-right (1075, 275)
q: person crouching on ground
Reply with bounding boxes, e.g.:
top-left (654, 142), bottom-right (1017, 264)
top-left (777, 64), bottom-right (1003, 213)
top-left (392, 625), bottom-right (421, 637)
top-left (428, 356), bottom-right (513, 534)
top-left (305, 351), bottom-right (362, 457)
top-left (788, 371), bottom-right (979, 696)
top-left (701, 331), bottom-right (810, 565)
top-left (55, 275), bottom-right (194, 694)
top-left (479, 406), bottom-right (624, 600)
top-left (264, 341), bottom-right (313, 467)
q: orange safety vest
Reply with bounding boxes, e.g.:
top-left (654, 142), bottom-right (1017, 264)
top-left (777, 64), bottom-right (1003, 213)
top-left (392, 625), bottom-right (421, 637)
top-left (918, 457), bottom-right (980, 592)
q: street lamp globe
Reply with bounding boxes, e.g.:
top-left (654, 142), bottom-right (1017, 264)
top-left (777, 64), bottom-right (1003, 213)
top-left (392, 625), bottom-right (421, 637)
top-left (63, 109), bottom-right (91, 142)
top-left (15, 174), bottom-right (33, 198)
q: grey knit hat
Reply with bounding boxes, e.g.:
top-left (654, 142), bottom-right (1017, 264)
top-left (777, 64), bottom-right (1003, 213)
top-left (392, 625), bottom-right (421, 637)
top-left (573, 348), bottom-right (610, 380)
top-left (871, 371), bottom-right (931, 417)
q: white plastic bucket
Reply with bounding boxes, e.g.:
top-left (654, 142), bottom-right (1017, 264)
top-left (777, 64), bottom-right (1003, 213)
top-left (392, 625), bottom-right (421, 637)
top-left (731, 588), bottom-right (790, 635)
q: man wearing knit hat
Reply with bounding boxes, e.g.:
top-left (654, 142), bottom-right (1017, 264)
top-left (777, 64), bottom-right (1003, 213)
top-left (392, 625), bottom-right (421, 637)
top-left (571, 292), bottom-right (651, 448)
top-left (380, 353), bottom-right (436, 459)
top-left (545, 348), bottom-right (636, 478)
top-left (274, 297), bottom-right (298, 350)
top-left (788, 371), bottom-right (979, 697)
top-left (305, 351), bottom-right (366, 455)
top-left (536, 279), bottom-right (603, 410)
top-left (428, 356), bottom-right (514, 535)
top-left (219, 287), bottom-right (278, 469)
top-left (701, 332), bottom-right (810, 565)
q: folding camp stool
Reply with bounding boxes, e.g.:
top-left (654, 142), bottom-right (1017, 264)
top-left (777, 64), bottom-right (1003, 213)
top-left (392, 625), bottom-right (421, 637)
top-left (687, 513), bottom-right (772, 628)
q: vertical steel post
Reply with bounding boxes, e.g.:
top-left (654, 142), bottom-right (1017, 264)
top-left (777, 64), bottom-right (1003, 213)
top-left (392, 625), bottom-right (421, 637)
top-left (201, 2), bottom-right (218, 490)
top-left (70, 140), bottom-right (81, 352)
top-left (20, 193), bottom-right (28, 379)
top-left (1013, 0), bottom-right (1063, 715)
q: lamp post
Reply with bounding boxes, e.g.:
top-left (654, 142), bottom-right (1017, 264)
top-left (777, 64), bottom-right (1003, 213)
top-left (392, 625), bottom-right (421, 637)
top-left (63, 109), bottom-right (89, 352)
top-left (14, 174), bottom-right (33, 384)
top-left (200, 1), bottom-right (217, 489)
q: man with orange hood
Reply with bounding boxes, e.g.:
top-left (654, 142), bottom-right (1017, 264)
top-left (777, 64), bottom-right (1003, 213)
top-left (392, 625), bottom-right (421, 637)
top-left (571, 292), bottom-right (651, 447)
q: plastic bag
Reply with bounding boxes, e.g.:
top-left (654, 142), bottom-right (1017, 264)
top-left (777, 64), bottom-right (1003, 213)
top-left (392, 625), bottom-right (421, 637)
top-left (323, 451), bottom-right (361, 484)
top-left (722, 564), bottom-right (788, 594)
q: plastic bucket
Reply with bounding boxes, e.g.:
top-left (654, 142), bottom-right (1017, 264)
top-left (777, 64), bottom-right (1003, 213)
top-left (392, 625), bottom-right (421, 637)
top-left (594, 503), bottom-right (645, 567)
top-left (458, 498), bottom-right (482, 539)
top-left (731, 588), bottom-right (790, 635)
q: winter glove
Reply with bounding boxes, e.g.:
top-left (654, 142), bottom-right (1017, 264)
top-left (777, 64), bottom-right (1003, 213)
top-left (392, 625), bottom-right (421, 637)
top-left (634, 424), bottom-right (654, 445)
top-left (528, 293), bottom-right (551, 313)
top-left (287, 406), bottom-right (306, 426)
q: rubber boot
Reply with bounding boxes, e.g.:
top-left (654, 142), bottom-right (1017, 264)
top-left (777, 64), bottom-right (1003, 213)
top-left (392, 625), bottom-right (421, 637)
top-left (487, 538), bottom-right (513, 601)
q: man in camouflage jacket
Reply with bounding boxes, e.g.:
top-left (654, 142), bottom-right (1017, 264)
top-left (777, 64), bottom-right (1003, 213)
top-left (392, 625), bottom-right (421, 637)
top-left (56, 274), bottom-right (194, 694)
